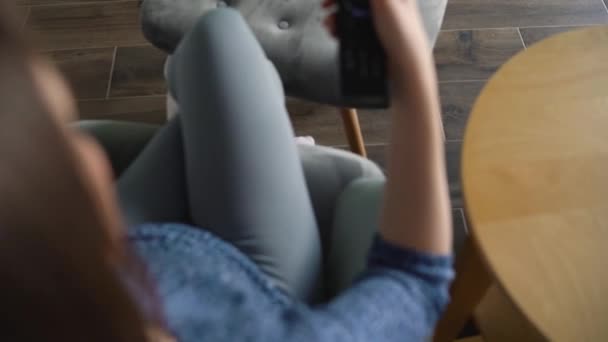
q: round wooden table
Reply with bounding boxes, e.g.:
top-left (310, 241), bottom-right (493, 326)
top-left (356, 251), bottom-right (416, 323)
top-left (435, 27), bottom-right (608, 341)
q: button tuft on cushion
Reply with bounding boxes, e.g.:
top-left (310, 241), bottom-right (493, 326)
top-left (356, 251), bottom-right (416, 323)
top-left (278, 20), bottom-right (290, 30)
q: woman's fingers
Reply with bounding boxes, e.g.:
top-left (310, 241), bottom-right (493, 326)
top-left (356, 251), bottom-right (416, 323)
top-left (321, 0), bottom-right (334, 9)
top-left (321, 0), bottom-right (337, 38)
top-left (323, 13), bottom-right (337, 37)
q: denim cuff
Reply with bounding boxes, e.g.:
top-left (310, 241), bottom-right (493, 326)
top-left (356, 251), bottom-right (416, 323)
top-left (368, 235), bottom-right (454, 283)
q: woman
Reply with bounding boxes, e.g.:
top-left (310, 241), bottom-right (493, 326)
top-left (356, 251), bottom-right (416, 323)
top-left (0, 0), bottom-right (453, 340)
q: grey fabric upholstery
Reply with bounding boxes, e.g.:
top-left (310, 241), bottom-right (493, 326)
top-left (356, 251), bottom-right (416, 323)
top-left (140, 0), bottom-right (448, 107)
top-left (327, 177), bottom-right (384, 297)
top-left (297, 144), bottom-right (384, 263)
top-left (76, 120), bottom-right (160, 176)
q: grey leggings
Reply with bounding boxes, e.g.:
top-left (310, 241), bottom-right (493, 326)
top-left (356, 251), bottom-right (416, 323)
top-left (117, 9), bottom-right (321, 301)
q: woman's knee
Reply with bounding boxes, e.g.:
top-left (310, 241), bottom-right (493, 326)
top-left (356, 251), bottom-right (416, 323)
top-left (167, 8), bottom-right (275, 105)
top-left (173, 8), bottom-right (264, 73)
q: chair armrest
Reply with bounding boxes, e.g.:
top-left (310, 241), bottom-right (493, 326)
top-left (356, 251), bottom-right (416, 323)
top-left (325, 182), bottom-right (470, 299)
top-left (325, 178), bottom-right (385, 298)
top-left (74, 120), bottom-right (160, 177)
top-left (298, 144), bottom-right (384, 254)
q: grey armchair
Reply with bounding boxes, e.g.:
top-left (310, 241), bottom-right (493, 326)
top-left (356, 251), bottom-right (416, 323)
top-left (78, 1), bottom-right (459, 303)
top-left (140, 0), bottom-right (448, 156)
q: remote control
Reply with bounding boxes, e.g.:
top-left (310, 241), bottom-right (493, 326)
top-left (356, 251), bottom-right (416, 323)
top-left (337, 0), bottom-right (389, 108)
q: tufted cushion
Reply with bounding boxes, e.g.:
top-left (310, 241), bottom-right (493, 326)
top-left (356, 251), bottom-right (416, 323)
top-left (141, 0), bottom-right (447, 107)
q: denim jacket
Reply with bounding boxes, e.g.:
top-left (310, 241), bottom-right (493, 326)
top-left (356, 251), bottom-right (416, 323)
top-left (129, 223), bottom-right (453, 341)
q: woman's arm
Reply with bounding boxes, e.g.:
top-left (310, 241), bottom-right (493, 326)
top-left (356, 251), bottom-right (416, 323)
top-left (267, 1), bottom-right (452, 340)
top-left (325, 0), bottom-right (451, 254)
top-left (373, 0), bottom-right (452, 255)
top-left (265, 2), bottom-right (453, 340)
top-left (286, 240), bottom-right (451, 341)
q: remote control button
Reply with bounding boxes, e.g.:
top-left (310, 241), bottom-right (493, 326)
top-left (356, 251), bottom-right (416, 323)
top-left (345, 50), bottom-right (356, 70)
top-left (371, 60), bottom-right (381, 78)
top-left (350, 6), bottom-right (370, 19)
top-left (360, 63), bottom-right (369, 78)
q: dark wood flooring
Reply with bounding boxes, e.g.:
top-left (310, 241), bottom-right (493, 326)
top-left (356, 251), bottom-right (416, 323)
top-left (15, 0), bottom-right (608, 246)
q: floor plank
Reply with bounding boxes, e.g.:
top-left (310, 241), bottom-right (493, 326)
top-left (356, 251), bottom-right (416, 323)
top-left (364, 143), bottom-right (387, 170)
top-left (27, 1), bottom-right (145, 50)
top-left (453, 208), bottom-right (469, 254)
top-left (519, 25), bottom-right (590, 47)
top-left (286, 97), bottom-right (318, 117)
top-left (110, 45), bottom-right (167, 98)
top-left (15, 5), bottom-right (31, 29)
top-left (289, 101), bottom-right (391, 146)
top-left (434, 29), bottom-right (524, 81)
top-left (475, 285), bottom-right (546, 341)
top-left (78, 96), bottom-right (166, 124)
top-left (46, 47), bottom-right (115, 100)
top-left (443, 0), bottom-right (608, 30)
top-left (440, 81), bottom-right (486, 141)
top-left (456, 336), bottom-right (484, 342)
top-left (446, 140), bottom-right (464, 208)
top-left (363, 142), bottom-right (464, 209)
top-left (18, 0), bottom-right (119, 6)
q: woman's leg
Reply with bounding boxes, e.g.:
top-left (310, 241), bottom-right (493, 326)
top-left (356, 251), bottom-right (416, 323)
top-left (168, 9), bottom-right (321, 300)
top-left (116, 118), bottom-right (189, 226)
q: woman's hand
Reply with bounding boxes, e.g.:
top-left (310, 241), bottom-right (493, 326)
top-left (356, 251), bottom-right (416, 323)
top-left (322, 0), bottom-right (433, 83)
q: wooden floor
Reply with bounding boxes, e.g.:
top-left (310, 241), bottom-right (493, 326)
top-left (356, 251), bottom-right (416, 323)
top-left (15, 0), bottom-right (608, 243)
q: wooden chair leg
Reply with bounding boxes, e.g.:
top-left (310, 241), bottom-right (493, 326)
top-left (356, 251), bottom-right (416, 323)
top-left (339, 108), bottom-right (367, 157)
top-left (433, 238), bottom-right (493, 342)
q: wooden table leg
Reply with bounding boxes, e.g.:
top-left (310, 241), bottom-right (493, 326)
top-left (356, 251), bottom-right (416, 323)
top-left (339, 107), bottom-right (367, 157)
top-left (474, 284), bottom-right (547, 341)
top-left (433, 237), bottom-right (493, 342)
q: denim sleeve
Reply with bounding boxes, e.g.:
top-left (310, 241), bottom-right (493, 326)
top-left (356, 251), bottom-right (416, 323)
top-left (131, 225), bottom-right (453, 342)
top-left (269, 236), bottom-right (454, 342)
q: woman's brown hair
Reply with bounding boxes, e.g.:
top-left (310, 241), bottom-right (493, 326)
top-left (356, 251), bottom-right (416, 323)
top-left (0, 3), bottom-right (158, 340)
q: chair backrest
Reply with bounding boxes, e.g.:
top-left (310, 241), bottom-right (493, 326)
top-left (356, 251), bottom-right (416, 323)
top-left (141, 0), bottom-right (448, 107)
